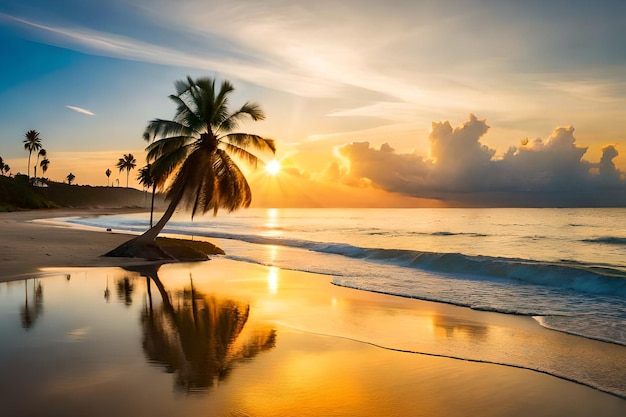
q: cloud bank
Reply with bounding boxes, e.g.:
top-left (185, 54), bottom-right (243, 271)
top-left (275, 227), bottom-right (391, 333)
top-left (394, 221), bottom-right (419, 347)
top-left (333, 115), bottom-right (626, 207)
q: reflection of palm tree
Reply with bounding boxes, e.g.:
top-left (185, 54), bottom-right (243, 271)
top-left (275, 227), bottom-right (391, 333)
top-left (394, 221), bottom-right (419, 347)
top-left (116, 276), bottom-right (135, 306)
top-left (135, 266), bottom-right (276, 393)
top-left (20, 279), bottom-right (43, 329)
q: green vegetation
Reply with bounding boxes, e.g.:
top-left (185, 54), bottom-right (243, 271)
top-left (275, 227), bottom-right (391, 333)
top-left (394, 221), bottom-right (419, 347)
top-left (0, 175), bottom-right (58, 211)
top-left (0, 175), bottom-right (162, 212)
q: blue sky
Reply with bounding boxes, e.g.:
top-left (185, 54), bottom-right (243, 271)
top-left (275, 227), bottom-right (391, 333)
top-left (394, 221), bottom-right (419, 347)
top-left (0, 0), bottom-right (625, 205)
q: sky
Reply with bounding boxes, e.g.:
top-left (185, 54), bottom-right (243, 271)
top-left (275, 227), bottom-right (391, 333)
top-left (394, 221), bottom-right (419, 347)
top-left (0, 0), bottom-right (625, 207)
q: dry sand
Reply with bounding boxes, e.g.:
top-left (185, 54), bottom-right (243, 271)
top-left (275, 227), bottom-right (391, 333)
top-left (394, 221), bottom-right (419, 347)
top-left (0, 208), bottom-right (158, 280)
top-left (1, 209), bottom-right (625, 416)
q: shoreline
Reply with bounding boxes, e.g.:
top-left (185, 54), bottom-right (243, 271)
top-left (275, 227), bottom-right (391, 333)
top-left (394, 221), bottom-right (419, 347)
top-left (0, 208), bottom-right (158, 281)
top-left (1, 208), bottom-right (625, 411)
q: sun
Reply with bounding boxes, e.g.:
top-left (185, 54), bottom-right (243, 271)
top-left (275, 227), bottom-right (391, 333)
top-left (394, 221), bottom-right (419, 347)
top-left (265, 159), bottom-right (281, 176)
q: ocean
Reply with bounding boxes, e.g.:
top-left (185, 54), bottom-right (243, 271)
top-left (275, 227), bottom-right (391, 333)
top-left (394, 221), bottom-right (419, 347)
top-left (63, 207), bottom-right (626, 346)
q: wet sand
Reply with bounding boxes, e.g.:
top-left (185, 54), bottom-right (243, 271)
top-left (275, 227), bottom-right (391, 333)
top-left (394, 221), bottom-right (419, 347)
top-left (0, 210), bottom-right (625, 416)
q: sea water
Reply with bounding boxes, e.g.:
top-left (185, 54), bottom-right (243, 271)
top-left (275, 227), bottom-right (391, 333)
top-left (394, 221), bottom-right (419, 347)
top-left (63, 208), bottom-right (626, 346)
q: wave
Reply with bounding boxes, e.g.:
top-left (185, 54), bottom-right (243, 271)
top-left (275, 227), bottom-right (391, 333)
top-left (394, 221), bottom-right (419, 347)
top-left (582, 237), bottom-right (626, 246)
top-left (157, 228), bottom-right (626, 299)
top-left (63, 216), bottom-right (626, 298)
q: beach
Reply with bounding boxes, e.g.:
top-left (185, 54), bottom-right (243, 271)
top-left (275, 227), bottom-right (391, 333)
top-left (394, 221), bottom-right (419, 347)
top-left (0, 209), bottom-right (625, 416)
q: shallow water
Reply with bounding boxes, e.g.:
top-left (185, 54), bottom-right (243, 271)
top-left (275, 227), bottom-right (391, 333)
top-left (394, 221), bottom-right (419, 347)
top-left (64, 208), bottom-right (626, 345)
top-left (1, 260), bottom-right (625, 416)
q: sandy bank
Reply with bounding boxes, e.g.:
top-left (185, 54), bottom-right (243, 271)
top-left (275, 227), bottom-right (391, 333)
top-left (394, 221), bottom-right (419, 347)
top-left (0, 208), bottom-right (155, 280)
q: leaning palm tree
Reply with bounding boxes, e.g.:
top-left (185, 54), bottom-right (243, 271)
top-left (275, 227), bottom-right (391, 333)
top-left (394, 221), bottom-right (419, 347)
top-left (40, 158), bottom-right (50, 178)
top-left (66, 172), bottom-right (75, 185)
top-left (106, 76), bottom-right (275, 259)
top-left (105, 168), bottom-right (112, 186)
top-left (116, 153), bottom-right (137, 188)
top-left (23, 130), bottom-right (42, 179)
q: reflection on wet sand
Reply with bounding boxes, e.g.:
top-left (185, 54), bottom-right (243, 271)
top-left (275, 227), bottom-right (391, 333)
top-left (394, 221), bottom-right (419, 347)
top-left (127, 265), bottom-right (277, 393)
top-left (432, 315), bottom-right (490, 341)
top-left (20, 278), bottom-right (43, 329)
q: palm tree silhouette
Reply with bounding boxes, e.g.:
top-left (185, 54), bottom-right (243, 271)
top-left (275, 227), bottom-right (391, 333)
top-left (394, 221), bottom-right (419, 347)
top-left (105, 168), bottom-right (112, 186)
top-left (116, 154), bottom-right (137, 188)
top-left (106, 76), bottom-right (275, 259)
top-left (33, 148), bottom-right (46, 180)
top-left (66, 172), bottom-right (75, 185)
top-left (0, 156), bottom-right (4, 175)
top-left (3, 164), bottom-right (10, 176)
top-left (40, 158), bottom-right (50, 178)
top-left (137, 164), bottom-right (158, 227)
top-left (23, 130), bottom-right (42, 179)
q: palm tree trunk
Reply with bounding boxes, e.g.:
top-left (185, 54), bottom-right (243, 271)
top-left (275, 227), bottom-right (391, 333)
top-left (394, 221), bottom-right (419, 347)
top-left (136, 191), bottom-right (180, 242)
top-left (27, 152), bottom-right (32, 179)
top-left (126, 170), bottom-right (130, 188)
top-left (150, 183), bottom-right (156, 228)
top-left (104, 185), bottom-right (185, 259)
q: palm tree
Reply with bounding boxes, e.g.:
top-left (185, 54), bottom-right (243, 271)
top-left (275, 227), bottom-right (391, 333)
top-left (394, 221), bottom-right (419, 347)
top-left (40, 158), bottom-right (50, 178)
top-left (116, 153), bottom-right (136, 188)
top-left (105, 168), bottom-right (112, 186)
top-left (137, 164), bottom-right (158, 227)
top-left (0, 156), bottom-right (4, 175)
top-left (66, 172), bottom-right (75, 185)
top-left (3, 164), bottom-right (10, 176)
top-left (33, 148), bottom-right (46, 179)
top-left (106, 76), bottom-right (275, 259)
top-left (23, 130), bottom-right (42, 179)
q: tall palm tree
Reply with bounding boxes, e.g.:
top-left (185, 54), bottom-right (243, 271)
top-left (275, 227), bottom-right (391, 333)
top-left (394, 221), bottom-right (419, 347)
top-left (66, 172), bottom-right (75, 185)
top-left (106, 76), bottom-right (275, 259)
top-left (137, 164), bottom-right (158, 227)
top-left (105, 168), bottom-right (112, 186)
top-left (23, 130), bottom-right (42, 179)
top-left (33, 148), bottom-right (46, 179)
top-left (116, 153), bottom-right (137, 188)
top-left (40, 158), bottom-right (50, 177)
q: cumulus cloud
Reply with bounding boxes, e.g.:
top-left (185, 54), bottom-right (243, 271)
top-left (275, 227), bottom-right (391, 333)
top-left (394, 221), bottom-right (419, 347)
top-left (335, 115), bottom-right (626, 206)
top-left (65, 105), bottom-right (95, 116)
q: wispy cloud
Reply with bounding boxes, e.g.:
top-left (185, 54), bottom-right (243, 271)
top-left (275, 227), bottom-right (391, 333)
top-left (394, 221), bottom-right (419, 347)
top-left (65, 105), bottom-right (95, 116)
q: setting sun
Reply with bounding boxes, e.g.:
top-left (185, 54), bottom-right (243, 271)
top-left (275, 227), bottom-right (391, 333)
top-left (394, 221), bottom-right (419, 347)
top-left (265, 159), bottom-right (281, 176)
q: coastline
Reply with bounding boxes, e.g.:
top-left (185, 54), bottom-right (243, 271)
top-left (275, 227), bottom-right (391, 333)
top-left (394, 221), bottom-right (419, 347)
top-left (0, 208), bottom-right (157, 281)
top-left (1, 209), bottom-right (625, 415)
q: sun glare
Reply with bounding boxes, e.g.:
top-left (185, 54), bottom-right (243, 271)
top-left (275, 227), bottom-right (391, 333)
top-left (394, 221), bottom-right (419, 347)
top-left (265, 159), bottom-right (281, 176)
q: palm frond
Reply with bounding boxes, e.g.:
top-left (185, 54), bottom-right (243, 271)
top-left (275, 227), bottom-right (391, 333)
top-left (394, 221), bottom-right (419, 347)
top-left (216, 102), bottom-right (265, 134)
top-left (223, 133), bottom-right (276, 154)
top-left (169, 94), bottom-right (202, 131)
top-left (213, 150), bottom-right (252, 213)
top-left (221, 143), bottom-right (262, 168)
top-left (144, 119), bottom-right (197, 142)
top-left (146, 135), bottom-right (195, 162)
top-left (150, 144), bottom-right (192, 189)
